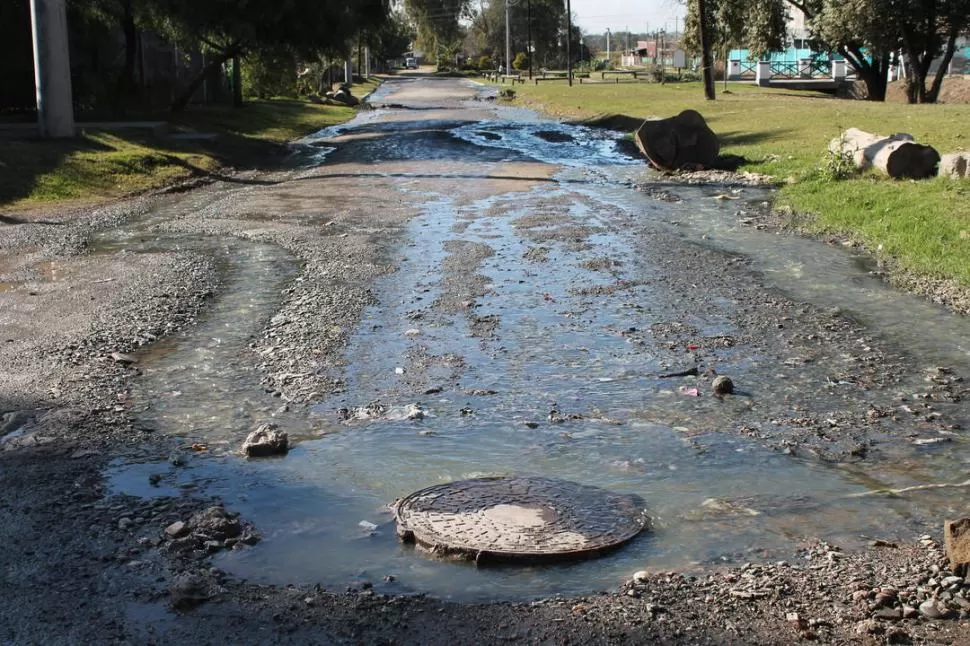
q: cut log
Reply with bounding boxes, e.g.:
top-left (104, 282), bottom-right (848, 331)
top-left (634, 110), bottom-right (720, 171)
top-left (830, 128), bottom-right (940, 179)
top-left (939, 152), bottom-right (969, 179)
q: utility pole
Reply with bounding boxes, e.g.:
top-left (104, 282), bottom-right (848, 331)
top-left (29, 0), bottom-right (75, 138)
top-left (565, 0), bottom-right (572, 85)
top-left (606, 28), bottom-right (610, 64)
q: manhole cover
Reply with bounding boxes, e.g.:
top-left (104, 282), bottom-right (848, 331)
top-left (394, 476), bottom-right (649, 563)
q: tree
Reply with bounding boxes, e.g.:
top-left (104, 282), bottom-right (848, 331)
top-left (684, 0), bottom-right (788, 60)
top-left (148, 0), bottom-right (391, 111)
top-left (895, 0), bottom-right (970, 103)
top-left (366, 10), bottom-right (415, 67)
top-left (802, 0), bottom-right (896, 101)
top-left (798, 0), bottom-right (970, 103)
top-left (404, 0), bottom-right (470, 60)
top-left (696, 0), bottom-right (716, 99)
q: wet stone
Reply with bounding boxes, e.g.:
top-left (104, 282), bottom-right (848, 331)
top-left (394, 476), bottom-right (649, 563)
top-left (712, 375), bottom-right (734, 395)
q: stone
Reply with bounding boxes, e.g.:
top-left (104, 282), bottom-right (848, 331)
top-left (712, 375), bottom-right (734, 395)
top-left (853, 619), bottom-right (884, 636)
top-left (873, 607), bottom-right (902, 620)
top-left (169, 572), bottom-right (210, 609)
top-left (939, 152), bottom-right (969, 179)
top-left (632, 570), bottom-right (649, 583)
top-left (918, 599), bottom-right (943, 619)
top-left (874, 591), bottom-right (897, 607)
top-left (902, 605), bottom-right (917, 619)
top-left (109, 351), bottom-right (138, 364)
top-left (242, 423), bottom-right (289, 457)
top-left (634, 110), bottom-right (720, 171)
top-left (164, 521), bottom-right (188, 538)
top-left (187, 507), bottom-right (242, 540)
top-left (944, 518), bottom-right (970, 575)
top-left (117, 517), bottom-right (133, 530)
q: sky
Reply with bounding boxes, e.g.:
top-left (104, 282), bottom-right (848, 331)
top-left (568, 0), bottom-right (685, 37)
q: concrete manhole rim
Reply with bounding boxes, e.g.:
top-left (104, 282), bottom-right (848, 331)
top-left (394, 475), bottom-right (650, 564)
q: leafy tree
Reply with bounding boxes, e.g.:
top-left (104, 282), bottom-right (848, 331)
top-left (404, 0), bottom-right (470, 60)
top-left (366, 10), bottom-right (415, 67)
top-left (797, 0), bottom-right (970, 102)
top-left (804, 0), bottom-right (896, 101)
top-left (683, 0), bottom-right (788, 60)
top-left (147, 0), bottom-right (391, 111)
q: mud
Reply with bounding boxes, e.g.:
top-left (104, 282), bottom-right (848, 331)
top-left (0, 75), bottom-right (969, 644)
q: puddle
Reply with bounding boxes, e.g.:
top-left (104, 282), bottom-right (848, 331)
top-left (105, 79), bottom-right (970, 602)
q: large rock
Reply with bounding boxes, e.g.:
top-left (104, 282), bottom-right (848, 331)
top-left (939, 152), bottom-right (969, 179)
top-left (634, 110), bottom-right (720, 171)
top-left (242, 423), bottom-right (289, 457)
top-left (187, 506), bottom-right (243, 540)
top-left (944, 518), bottom-right (970, 574)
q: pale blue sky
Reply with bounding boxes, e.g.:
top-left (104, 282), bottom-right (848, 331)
top-left (569, 0), bottom-right (685, 36)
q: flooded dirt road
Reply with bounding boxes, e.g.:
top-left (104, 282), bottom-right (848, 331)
top-left (2, 76), bottom-right (969, 644)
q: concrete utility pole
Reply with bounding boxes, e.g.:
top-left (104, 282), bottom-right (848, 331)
top-left (29, 0), bottom-right (75, 138)
top-left (505, 0), bottom-right (512, 74)
top-left (606, 28), bottom-right (610, 64)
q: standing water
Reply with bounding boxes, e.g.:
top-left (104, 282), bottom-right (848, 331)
top-left (107, 78), bottom-right (970, 601)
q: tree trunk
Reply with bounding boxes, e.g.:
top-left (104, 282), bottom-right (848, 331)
top-left (927, 29), bottom-right (959, 104)
top-left (232, 55), bottom-right (243, 107)
top-left (171, 49), bottom-right (235, 113)
top-left (832, 128), bottom-right (940, 179)
top-left (115, 0), bottom-right (138, 115)
top-left (697, 0), bottom-right (715, 100)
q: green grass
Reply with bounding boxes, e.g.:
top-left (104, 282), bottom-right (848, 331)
top-left (0, 79), bottom-right (381, 211)
top-left (506, 80), bottom-right (970, 286)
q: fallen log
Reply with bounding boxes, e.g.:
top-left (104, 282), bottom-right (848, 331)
top-left (634, 110), bottom-right (720, 171)
top-left (830, 128), bottom-right (939, 179)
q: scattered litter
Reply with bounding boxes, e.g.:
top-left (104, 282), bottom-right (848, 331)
top-left (359, 520), bottom-right (379, 530)
top-left (395, 367), bottom-right (405, 375)
top-left (109, 351), bottom-right (138, 364)
top-left (190, 443), bottom-right (208, 452)
top-left (404, 328), bottom-right (421, 336)
top-left (687, 343), bottom-right (699, 351)
top-left (679, 386), bottom-right (700, 397)
top-left (713, 194), bottom-right (740, 201)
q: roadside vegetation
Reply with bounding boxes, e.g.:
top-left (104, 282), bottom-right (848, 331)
top-left (507, 80), bottom-right (970, 287)
top-left (0, 81), bottom-right (379, 211)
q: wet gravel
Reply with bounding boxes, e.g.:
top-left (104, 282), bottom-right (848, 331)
top-left (1, 77), bottom-right (969, 644)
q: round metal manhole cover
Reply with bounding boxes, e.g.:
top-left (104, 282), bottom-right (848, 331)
top-left (394, 476), bottom-right (649, 563)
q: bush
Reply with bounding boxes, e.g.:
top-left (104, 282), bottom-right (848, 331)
top-left (819, 133), bottom-right (856, 181)
top-left (479, 55), bottom-right (494, 70)
top-left (512, 52), bottom-right (529, 71)
top-left (242, 49), bottom-right (298, 99)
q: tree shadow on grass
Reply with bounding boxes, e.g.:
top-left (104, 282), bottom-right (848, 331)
top-left (0, 135), bottom-right (113, 208)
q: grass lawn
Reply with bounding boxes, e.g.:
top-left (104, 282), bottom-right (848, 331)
top-left (507, 81), bottom-right (970, 287)
top-left (0, 78), bottom-right (381, 212)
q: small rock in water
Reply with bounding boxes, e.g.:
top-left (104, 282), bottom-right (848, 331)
top-left (164, 521), bottom-right (188, 538)
top-left (242, 423), bottom-right (289, 457)
top-left (358, 520), bottom-right (378, 531)
top-left (712, 375), bottom-right (734, 395)
top-left (632, 570), bottom-right (649, 583)
top-left (109, 351), bottom-right (138, 364)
